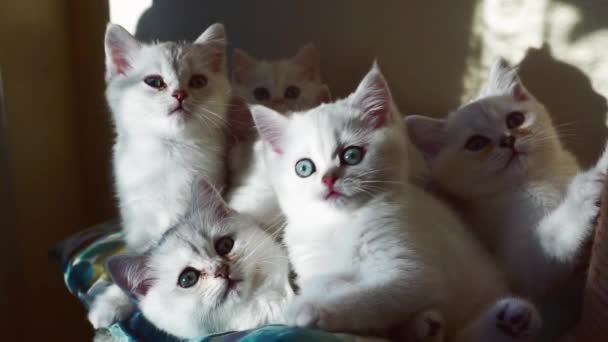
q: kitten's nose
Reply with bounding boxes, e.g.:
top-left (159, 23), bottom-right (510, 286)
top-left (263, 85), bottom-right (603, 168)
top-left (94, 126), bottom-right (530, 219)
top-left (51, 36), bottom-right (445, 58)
top-left (322, 173), bottom-right (338, 189)
top-left (500, 135), bottom-right (516, 148)
top-left (172, 90), bottom-right (188, 102)
top-left (215, 264), bottom-right (230, 279)
top-left (271, 98), bottom-right (284, 105)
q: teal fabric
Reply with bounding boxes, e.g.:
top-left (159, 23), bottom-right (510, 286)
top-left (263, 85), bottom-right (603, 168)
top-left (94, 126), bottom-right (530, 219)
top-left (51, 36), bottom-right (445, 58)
top-left (50, 222), bottom-right (365, 342)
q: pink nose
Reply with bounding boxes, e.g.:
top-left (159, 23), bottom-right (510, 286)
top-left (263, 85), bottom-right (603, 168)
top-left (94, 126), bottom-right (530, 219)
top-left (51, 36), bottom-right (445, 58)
top-left (172, 90), bottom-right (188, 102)
top-left (215, 264), bottom-right (230, 279)
top-left (271, 98), bottom-right (284, 105)
top-left (322, 173), bottom-right (337, 189)
top-left (500, 135), bottom-right (516, 148)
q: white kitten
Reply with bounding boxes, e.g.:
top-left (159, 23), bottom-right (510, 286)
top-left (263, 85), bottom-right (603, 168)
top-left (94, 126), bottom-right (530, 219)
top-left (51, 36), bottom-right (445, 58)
top-left (105, 23), bottom-right (231, 252)
top-left (251, 63), bottom-right (539, 341)
top-left (406, 58), bottom-right (605, 338)
top-left (232, 44), bottom-right (331, 113)
top-left (105, 179), bottom-right (293, 339)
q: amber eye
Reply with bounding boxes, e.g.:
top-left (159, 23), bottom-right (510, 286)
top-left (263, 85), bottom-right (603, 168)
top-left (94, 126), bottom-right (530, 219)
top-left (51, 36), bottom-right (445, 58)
top-left (253, 87), bottom-right (270, 101)
top-left (215, 236), bottom-right (234, 256)
top-left (465, 135), bottom-right (491, 151)
top-left (189, 74), bottom-right (208, 89)
top-left (143, 75), bottom-right (166, 89)
top-left (506, 111), bottom-right (525, 129)
top-left (284, 86), bottom-right (300, 99)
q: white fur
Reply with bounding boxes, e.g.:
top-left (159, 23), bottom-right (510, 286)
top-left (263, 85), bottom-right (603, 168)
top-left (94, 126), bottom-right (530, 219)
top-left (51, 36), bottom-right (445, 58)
top-left (87, 284), bottom-right (134, 329)
top-left (252, 64), bottom-right (523, 340)
top-left (105, 23), bottom-right (231, 252)
top-left (232, 44), bottom-right (330, 113)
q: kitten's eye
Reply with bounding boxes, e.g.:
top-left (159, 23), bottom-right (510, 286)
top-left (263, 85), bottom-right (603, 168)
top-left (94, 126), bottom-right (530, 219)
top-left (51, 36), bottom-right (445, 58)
top-left (506, 111), bottom-right (525, 129)
top-left (215, 236), bottom-right (234, 256)
top-left (143, 75), bottom-right (166, 89)
top-left (178, 267), bottom-right (200, 288)
top-left (189, 74), bottom-right (208, 89)
top-left (253, 87), bottom-right (270, 101)
top-left (341, 146), bottom-right (365, 166)
top-left (295, 158), bottom-right (316, 178)
top-left (465, 135), bottom-right (491, 151)
top-left (284, 86), bottom-right (300, 99)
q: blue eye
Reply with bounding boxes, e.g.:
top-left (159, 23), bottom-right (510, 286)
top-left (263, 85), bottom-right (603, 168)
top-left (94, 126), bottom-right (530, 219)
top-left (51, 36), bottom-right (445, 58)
top-left (295, 158), bottom-right (316, 178)
top-left (178, 267), bottom-right (200, 288)
top-left (341, 146), bottom-right (364, 166)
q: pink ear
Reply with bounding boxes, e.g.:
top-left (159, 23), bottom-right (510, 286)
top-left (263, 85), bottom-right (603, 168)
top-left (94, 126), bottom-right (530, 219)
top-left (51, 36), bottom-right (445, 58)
top-left (352, 63), bottom-right (391, 128)
top-left (405, 115), bottom-right (446, 161)
top-left (195, 23), bottom-right (226, 73)
top-left (191, 178), bottom-right (229, 219)
top-left (293, 43), bottom-right (320, 81)
top-left (104, 23), bottom-right (140, 79)
top-left (251, 105), bottom-right (289, 154)
top-left (231, 48), bottom-right (256, 84)
top-left (106, 254), bottom-right (151, 299)
top-left (226, 95), bottom-right (254, 144)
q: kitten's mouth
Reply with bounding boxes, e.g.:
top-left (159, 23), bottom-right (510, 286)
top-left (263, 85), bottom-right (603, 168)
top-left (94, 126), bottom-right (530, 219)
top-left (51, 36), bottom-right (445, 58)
top-left (169, 104), bottom-right (190, 115)
top-left (220, 278), bottom-right (242, 300)
top-left (325, 190), bottom-right (343, 200)
top-left (503, 151), bottom-right (524, 171)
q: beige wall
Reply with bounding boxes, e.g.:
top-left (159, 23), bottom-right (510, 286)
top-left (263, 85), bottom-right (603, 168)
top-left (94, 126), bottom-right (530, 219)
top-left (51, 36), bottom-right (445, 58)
top-left (0, 0), bottom-right (606, 340)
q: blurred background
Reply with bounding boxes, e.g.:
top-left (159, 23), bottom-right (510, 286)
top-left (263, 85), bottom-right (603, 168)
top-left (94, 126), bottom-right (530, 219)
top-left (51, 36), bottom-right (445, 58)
top-left (0, 0), bottom-right (607, 339)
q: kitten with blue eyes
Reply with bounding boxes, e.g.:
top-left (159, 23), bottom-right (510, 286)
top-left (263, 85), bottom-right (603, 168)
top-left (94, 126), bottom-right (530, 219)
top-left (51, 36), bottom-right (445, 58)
top-left (88, 23), bottom-right (232, 329)
top-left (104, 179), bottom-right (294, 339)
top-left (251, 63), bottom-right (540, 341)
top-left (406, 58), bottom-right (606, 339)
top-left (231, 44), bottom-right (331, 112)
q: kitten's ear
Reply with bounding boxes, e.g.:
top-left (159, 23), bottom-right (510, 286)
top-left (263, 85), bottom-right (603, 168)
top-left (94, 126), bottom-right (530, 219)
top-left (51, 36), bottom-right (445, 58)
top-left (480, 57), bottom-right (530, 102)
top-left (352, 62), bottom-right (392, 128)
top-left (194, 23), bottom-right (227, 73)
top-left (293, 43), bottom-right (320, 81)
top-left (405, 115), bottom-right (446, 161)
top-left (231, 48), bottom-right (256, 84)
top-left (106, 254), bottom-right (151, 300)
top-left (251, 105), bottom-right (289, 154)
top-left (104, 23), bottom-right (140, 80)
top-left (226, 95), bottom-right (254, 144)
top-left (316, 84), bottom-right (332, 105)
top-left (191, 177), bottom-right (229, 218)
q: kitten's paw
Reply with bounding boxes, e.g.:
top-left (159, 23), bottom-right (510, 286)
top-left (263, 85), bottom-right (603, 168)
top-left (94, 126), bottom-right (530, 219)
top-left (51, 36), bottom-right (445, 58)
top-left (87, 285), bottom-right (134, 329)
top-left (287, 298), bottom-right (322, 328)
top-left (407, 309), bottom-right (444, 342)
top-left (493, 298), bottom-right (542, 339)
top-left (570, 169), bottom-right (604, 222)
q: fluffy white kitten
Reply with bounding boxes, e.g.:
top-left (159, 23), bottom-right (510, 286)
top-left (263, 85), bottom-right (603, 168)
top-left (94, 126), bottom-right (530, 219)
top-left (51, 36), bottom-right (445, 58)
top-left (104, 179), bottom-right (293, 339)
top-left (232, 44), bottom-right (331, 112)
top-left (88, 22), bottom-right (231, 329)
top-left (406, 58), bottom-right (603, 299)
top-left (106, 23), bottom-right (231, 253)
top-left (406, 58), bottom-right (606, 339)
top-left (251, 63), bottom-right (539, 341)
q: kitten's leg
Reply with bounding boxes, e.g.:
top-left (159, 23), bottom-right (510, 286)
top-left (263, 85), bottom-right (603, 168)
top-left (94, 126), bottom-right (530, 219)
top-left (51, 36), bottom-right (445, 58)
top-left (452, 297), bottom-right (542, 342)
top-left (288, 273), bottom-right (440, 335)
top-left (537, 167), bottom-right (604, 265)
top-left (87, 284), bottom-right (135, 329)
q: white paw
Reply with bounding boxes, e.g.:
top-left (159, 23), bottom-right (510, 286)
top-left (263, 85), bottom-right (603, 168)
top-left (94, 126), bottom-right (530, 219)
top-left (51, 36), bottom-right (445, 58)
top-left (287, 298), bottom-right (322, 328)
top-left (570, 169), bottom-right (604, 223)
top-left (87, 286), bottom-right (134, 329)
top-left (492, 297), bottom-right (542, 340)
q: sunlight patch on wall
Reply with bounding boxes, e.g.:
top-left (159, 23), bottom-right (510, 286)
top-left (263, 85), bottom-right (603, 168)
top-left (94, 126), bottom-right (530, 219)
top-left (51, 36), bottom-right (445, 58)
top-left (462, 0), bottom-right (608, 117)
top-left (108, 0), bottom-right (152, 34)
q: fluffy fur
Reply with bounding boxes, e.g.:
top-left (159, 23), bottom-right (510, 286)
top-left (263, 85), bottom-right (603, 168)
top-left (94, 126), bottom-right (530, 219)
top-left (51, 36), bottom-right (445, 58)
top-left (105, 23), bottom-right (231, 252)
top-left (406, 58), bottom-right (605, 338)
top-left (105, 179), bottom-right (293, 339)
top-left (252, 64), bottom-right (537, 341)
top-left (232, 44), bottom-right (330, 112)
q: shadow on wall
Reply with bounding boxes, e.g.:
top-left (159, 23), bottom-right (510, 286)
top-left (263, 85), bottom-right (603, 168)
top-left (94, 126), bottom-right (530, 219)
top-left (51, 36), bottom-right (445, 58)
top-left (520, 45), bottom-right (608, 168)
top-left (134, 0), bottom-right (477, 115)
top-left (133, 0), bottom-right (607, 166)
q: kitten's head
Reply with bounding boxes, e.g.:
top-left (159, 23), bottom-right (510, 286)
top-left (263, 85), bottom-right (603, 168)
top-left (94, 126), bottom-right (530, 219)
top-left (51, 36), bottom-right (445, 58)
top-left (251, 63), bottom-right (406, 216)
top-left (105, 23), bottom-right (231, 137)
top-left (106, 179), bottom-right (288, 338)
top-left (406, 58), bottom-right (562, 197)
top-left (232, 44), bottom-right (331, 112)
